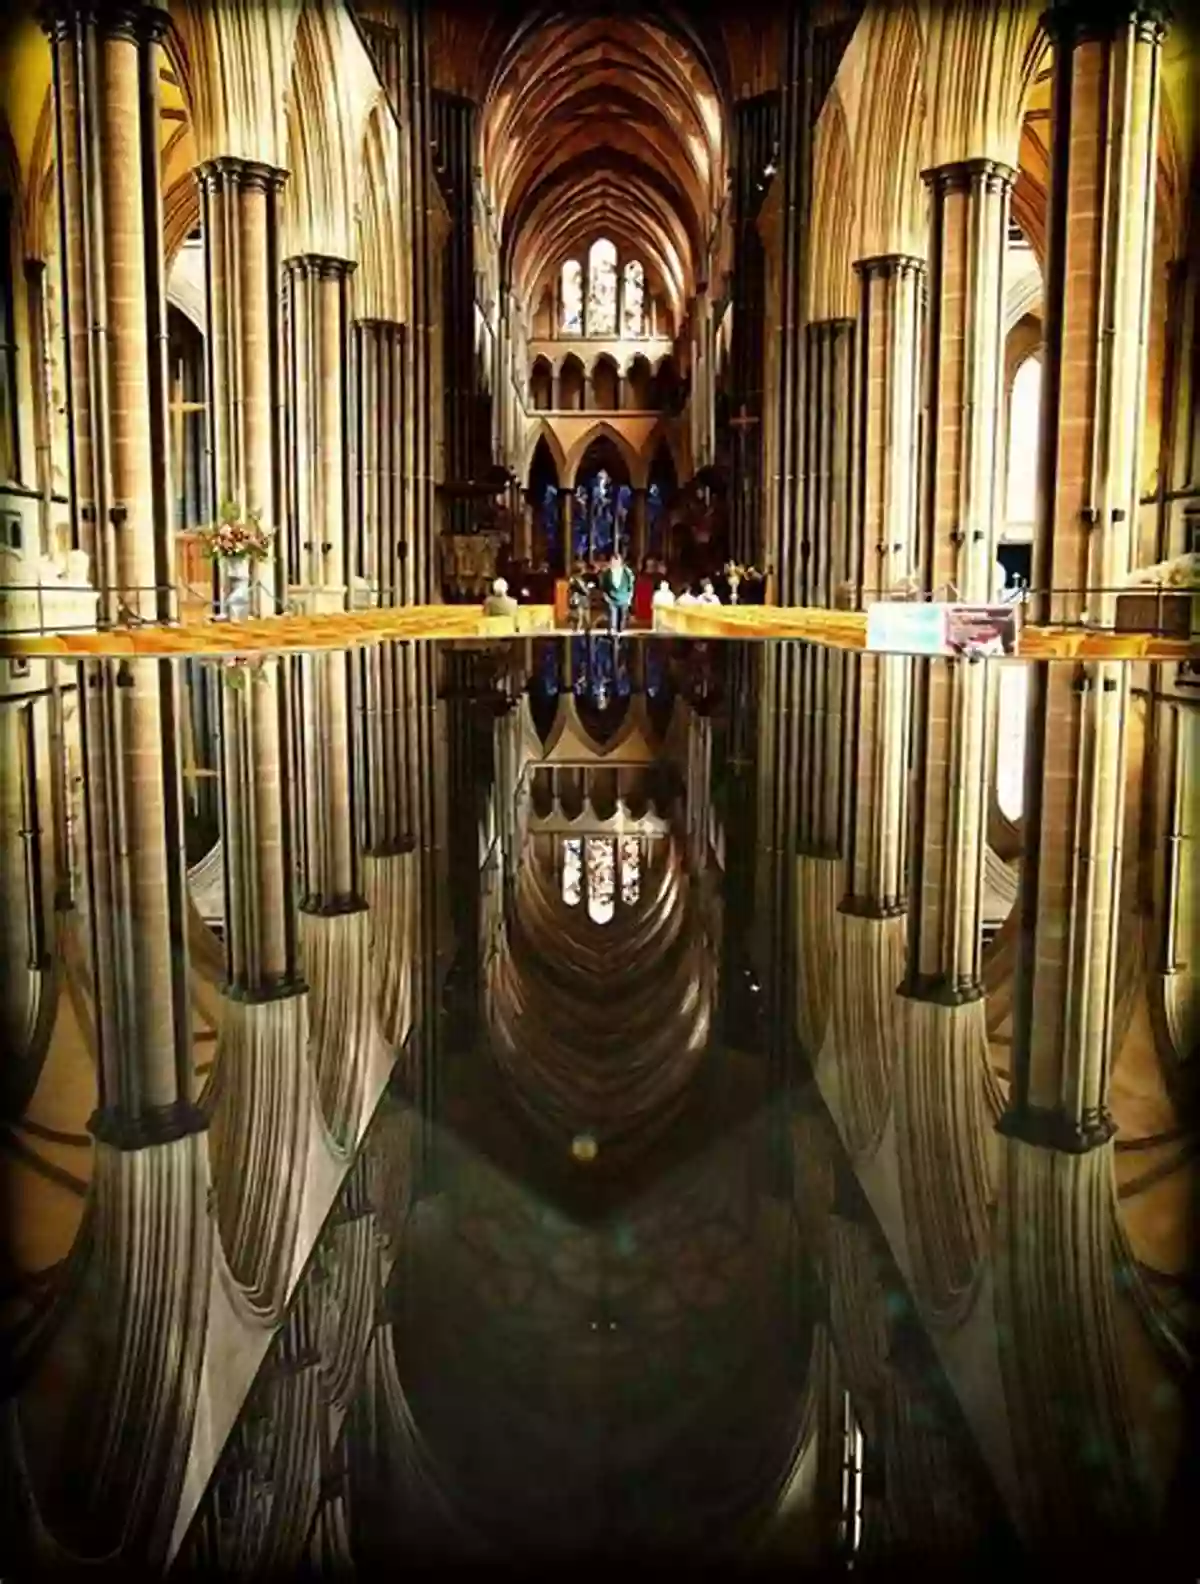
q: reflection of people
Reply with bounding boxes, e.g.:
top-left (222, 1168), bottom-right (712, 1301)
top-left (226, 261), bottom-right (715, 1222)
top-left (482, 576), bottom-right (518, 617)
top-left (600, 553), bottom-right (636, 633)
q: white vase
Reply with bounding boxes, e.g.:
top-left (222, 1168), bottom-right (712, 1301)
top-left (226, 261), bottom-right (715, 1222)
top-left (221, 556), bottom-right (252, 620)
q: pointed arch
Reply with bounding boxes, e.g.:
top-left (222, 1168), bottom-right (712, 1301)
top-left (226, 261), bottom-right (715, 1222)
top-left (173, 0), bottom-right (298, 167)
top-left (524, 422), bottom-right (568, 486)
top-left (284, 0), bottom-right (383, 261)
top-left (356, 101), bottom-right (405, 322)
top-left (809, 87), bottom-right (856, 322)
top-left (854, 3), bottom-right (925, 260)
top-left (564, 420), bottom-right (643, 489)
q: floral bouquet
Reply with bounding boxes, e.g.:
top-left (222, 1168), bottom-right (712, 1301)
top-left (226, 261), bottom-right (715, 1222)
top-left (200, 501), bottom-right (274, 563)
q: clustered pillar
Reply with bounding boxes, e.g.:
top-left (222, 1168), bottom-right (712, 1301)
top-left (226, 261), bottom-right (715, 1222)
top-left (283, 255), bottom-right (356, 607)
top-left (47, 0), bottom-right (174, 625)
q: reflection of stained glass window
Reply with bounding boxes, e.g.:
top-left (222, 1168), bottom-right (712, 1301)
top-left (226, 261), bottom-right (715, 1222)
top-left (587, 238), bottom-right (617, 336)
top-left (620, 837), bottom-right (640, 905)
top-left (561, 259), bottom-right (583, 334)
top-left (540, 483), bottom-right (559, 563)
top-left (586, 837), bottom-right (615, 924)
top-left (563, 837), bottom-right (583, 907)
top-left (621, 260), bottom-right (645, 337)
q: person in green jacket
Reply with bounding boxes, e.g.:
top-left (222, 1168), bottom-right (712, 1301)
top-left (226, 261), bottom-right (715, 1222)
top-left (599, 551), bottom-right (635, 633)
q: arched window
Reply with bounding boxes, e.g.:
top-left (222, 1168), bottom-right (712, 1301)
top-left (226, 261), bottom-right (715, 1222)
top-left (1006, 356), bottom-right (1041, 535)
top-left (621, 260), bottom-right (645, 337)
top-left (996, 665), bottom-right (1028, 821)
top-left (562, 837), bottom-right (583, 907)
top-left (586, 837), bottom-right (615, 924)
top-left (586, 238), bottom-right (618, 337)
top-left (561, 259), bottom-right (583, 335)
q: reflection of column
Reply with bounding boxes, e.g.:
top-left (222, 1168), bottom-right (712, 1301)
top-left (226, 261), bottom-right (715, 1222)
top-left (46, 1), bottom-right (173, 625)
top-left (904, 161), bottom-right (1010, 1002)
top-left (297, 651), bottom-right (363, 914)
top-left (1002, 3), bottom-right (1166, 1152)
top-left (354, 319), bottom-right (406, 603)
top-left (284, 256), bottom-right (356, 604)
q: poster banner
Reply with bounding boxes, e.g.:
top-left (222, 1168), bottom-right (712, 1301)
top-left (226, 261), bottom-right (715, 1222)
top-left (866, 601), bottom-right (1022, 656)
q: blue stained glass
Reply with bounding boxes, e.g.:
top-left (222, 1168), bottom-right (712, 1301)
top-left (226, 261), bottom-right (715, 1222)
top-left (539, 484), bottom-right (560, 562)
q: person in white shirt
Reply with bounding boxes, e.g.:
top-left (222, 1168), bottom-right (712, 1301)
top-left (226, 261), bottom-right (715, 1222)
top-left (651, 579), bottom-right (676, 608)
top-left (676, 587), bottom-right (698, 607)
top-left (696, 578), bottom-right (721, 606)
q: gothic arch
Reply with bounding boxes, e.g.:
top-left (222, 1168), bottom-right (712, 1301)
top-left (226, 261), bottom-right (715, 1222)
top-left (809, 87), bottom-right (856, 322)
top-left (524, 421), bottom-right (568, 485)
top-left (356, 101), bottom-right (405, 323)
top-left (172, 0), bottom-right (298, 168)
top-left (922, 2), bottom-right (1044, 171)
top-left (564, 421), bottom-right (645, 489)
top-left (853, 2), bottom-right (925, 261)
top-left (284, 0), bottom-right (383, 261)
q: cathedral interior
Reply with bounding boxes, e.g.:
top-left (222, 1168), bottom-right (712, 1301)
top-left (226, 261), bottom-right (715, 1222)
top-left (0, 0), bottom-right (1198, 1576)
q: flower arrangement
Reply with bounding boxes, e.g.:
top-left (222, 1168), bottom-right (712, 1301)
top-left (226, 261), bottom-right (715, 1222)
top-left (200, 501), bottom-right (274, 563)
top-left (724, 562), bottom-right (764, 582)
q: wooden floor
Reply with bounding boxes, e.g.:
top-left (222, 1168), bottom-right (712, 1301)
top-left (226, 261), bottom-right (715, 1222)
top-left (1, 600), bottom-right (1195, 661)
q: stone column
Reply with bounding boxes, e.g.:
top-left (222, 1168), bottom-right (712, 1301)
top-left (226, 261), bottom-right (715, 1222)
top-left (800, 318), bottom-right (856, 607)
top-left (45, 0), bottom-right (173, 625)
top-left (197, 157), bottom-right (287, 613)
top-left (560, 487), bottom-right (575, 567)
top-left (629, 487), bottom-right (647, 567)
top-left (904, 161), bottom-right (1011, 1002)
top-left (1001, 1), bottom-right (1166, 1150)
top-left (283, 255), bottom-right (355, 608)
top-left (852, 255), bottom-right (924, 598)
top-left (354, 319), bottom-right (406, 603)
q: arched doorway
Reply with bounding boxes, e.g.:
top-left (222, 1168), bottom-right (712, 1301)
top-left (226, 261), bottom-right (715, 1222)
top-left (571, 435), bottom-right (632, 565)
top-left (528, 436), bottom-right (562, 570)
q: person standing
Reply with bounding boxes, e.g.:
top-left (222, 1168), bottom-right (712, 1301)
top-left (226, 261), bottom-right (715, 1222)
top-left (600, 552), bottom-right (636, 633)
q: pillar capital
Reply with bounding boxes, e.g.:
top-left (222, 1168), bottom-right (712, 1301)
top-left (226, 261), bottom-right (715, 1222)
top-left (196, 156), bottom-right (289, 194)
top-left (996, 1102), bottom-right (1117, 1154)
top-left (852, 253), bottom-right (926, 281)
top-left (1042, 0), bottom-right (1169, 47)
top-left (284, 253), bottom-right (358, 281)
top-left (921, 157), bottom-right (1017, 195)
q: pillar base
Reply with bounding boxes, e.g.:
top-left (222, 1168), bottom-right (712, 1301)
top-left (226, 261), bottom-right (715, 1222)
top-left (797, 840), bottom-right (841, 860)
top-left (299, 894), bottom-right (369, 917)
top-left (364, 835), bottom-right (417, 857)
top-left (897, 973), bottom-right (985, 1007)
top-left (996, 1103), bottom-right (1116, 1154)
top-left (839, 893), bottom-right (907, 920)
top-left (222, 972), bottom-right (309, 1005)
top-left (88, 1098), bottom-right (209, 1150)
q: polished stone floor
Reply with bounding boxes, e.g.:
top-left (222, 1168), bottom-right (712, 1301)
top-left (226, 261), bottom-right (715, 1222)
top-left (2, 636), bottom-right (1195, 1575)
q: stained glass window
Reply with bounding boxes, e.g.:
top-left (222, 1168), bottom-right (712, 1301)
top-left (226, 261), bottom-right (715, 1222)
top-left (621, 260), bottom-right (645, 337)
top-left (562, 837), bottom-right (583, 907)
top-left (586, 238), bottom-right (618, 336)
top-left (620, 837), bottom-right (641, 906)
top-left (646, 482), bottom-right (665, 560)
top-left (539, 483), bottom-right (560, 564)
top-left (561, 259), bottom-right (583, 334)
top-left (586, 837), bottom-right (615, 924)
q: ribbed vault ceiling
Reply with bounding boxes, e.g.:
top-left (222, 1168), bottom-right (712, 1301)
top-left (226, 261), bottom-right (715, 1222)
top-left (480, 14), bottom-right (726, 322)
